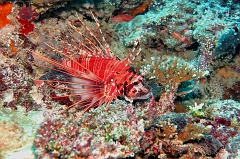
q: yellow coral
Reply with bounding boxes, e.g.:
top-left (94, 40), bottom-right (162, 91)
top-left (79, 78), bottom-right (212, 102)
top-left (154, 119), bottom-right (210, 142)
top-left (155, 119), bottom-right (177, 139)
top-left (149, 58), bottom-right (203, 88)
top-left (178, 123), bottom-right (210, 142)
top-left (145, 57), bottom-right (205, 114)
top-left (0, 120), bottom-right (25, 152)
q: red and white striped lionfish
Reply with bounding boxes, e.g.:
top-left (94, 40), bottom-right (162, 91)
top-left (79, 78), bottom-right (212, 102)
top-left (31, 12), bottom-right (151, 117)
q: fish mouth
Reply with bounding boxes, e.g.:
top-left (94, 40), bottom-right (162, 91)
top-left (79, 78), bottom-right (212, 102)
top-left (124, 90), bottom-right (153, 103)
top-left (135, 91), bottom-right (153, 99)
top-left (132, 91), bottom-right (153, 101)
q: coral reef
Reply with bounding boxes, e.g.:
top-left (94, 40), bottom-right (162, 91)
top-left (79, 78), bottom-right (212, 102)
top-left (110, 0), bottom-right (153, 23)
top-left (0, 0), bottom-right (239, 158)
top-left (0, 105), bottom-right (44, 158)
top-left (31, 0), bottom-right (71, 15)
top-left (17, 5), bottom-right (38, 35)
top-left (0, 120), bottom-right (25, 152)
top-left (214, 27), bottom-right (240, 59)
top-left (0, 52), bottom-right (39, 112)
top-left (187, 100), bottom-right (240, 157)
top-left (142, 57), bottom-right (205, 115)
top-left (34, 100), bottom-right (147, 158)
top-left (140, 113), bottom-right (222, 158)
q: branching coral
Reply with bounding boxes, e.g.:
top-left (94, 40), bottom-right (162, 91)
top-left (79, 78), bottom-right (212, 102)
top-left (149, 58), bottom-right (203, 89)
top-left (140, 113), bottom-right (220, 158)
top-left (177, 122), bottom-right (210, 142)
top-left (145, 57), bottom-right (204, 114)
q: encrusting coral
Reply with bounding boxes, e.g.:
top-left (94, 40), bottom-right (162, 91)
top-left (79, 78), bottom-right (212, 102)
top-left (0, 120), bottom-right (28, 153)
top-left (0, 2), bottom-right (12, 28)
top-left (17, 5), bottom-right (38, 35)
top-left (34, 100), bottom-right (147, 158)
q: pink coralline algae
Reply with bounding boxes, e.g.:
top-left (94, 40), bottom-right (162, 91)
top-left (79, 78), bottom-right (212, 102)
top-left (206, 116), bottom-right (238, 146)
top-left (34, 100), bottom-right (147, 158)
top-left (17, 6), bottom-right (38, 35)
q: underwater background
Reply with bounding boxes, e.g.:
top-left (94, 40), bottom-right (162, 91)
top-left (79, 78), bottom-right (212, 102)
top-left (0, 0), bottom-right (240, 158)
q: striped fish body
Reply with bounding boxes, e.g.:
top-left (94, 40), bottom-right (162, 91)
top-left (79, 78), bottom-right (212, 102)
top-left (32, 11), bottom-right (151, 117)
top-left (63, 56), bottom-right (149, 102)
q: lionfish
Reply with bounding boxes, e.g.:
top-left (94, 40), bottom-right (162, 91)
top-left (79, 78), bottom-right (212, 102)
top-left (31, 12), bottom-right (151, 117)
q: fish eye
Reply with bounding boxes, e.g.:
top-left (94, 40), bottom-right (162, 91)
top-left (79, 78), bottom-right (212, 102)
top-left (133, 81), bottom-right (138, 85)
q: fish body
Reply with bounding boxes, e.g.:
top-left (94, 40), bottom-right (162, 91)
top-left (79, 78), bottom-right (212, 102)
top-left (32, 12), bottom-right (151, 116)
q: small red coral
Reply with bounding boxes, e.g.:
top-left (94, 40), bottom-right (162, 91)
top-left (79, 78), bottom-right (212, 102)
top-left (18, 6), bottom-right (37, 20)
top-left (172, 32), bottom-right (186, 43)
top-left (111, 14), bottom-right (134, 23)
top-left (17, 18), bottom-right (35, 35)
top-left (111, 0), bottom-right (153, 23)
top-left (17, 6), bottom-right (38, 35)
top-left (127, 0), bottom-right (153, 16)
top-left (0, 2), bottom-right (12, 28)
